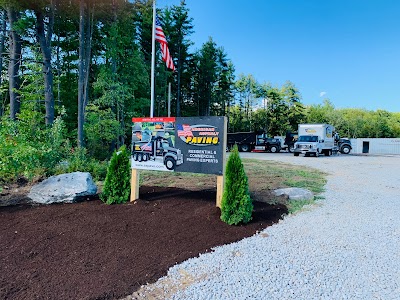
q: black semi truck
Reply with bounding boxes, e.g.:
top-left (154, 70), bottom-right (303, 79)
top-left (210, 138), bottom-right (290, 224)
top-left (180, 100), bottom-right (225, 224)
top-left (227, 131), bottom-right (281, 153)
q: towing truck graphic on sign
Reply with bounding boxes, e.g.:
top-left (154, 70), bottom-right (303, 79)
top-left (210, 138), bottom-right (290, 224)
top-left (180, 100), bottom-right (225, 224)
top-left (132, 136), bottom-right (183, 170)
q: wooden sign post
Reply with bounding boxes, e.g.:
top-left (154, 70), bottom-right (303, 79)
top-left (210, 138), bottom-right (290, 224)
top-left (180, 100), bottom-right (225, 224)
top-left (130, 168), bottom-right (139, 202)
top-left (216, 117), bottom-right (227, 208)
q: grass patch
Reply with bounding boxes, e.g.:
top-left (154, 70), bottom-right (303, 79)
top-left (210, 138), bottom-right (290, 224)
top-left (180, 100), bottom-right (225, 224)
top-left (242, 159), bottom-right (327, 213)
top-left (287, 199), bottom-right (316, 214)
top-left (139, 170), bottom-right (211, 188)
top-left (242, 159), bottom-right (326, 190)
top-left (284, 179), bottom-right (325, 193)
top-left (137, 158), bottom-right (327, 214)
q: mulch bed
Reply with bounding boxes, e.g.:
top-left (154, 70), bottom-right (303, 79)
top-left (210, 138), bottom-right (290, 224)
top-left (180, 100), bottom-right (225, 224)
top-left (0, 186), bottom-right (287, 300)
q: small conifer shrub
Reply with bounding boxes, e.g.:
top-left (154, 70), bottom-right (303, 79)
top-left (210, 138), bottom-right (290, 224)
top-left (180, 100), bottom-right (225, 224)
top-left (101, 145), bottom-right (131, 204)
top-left (220, 145), bottom-right (253, 225)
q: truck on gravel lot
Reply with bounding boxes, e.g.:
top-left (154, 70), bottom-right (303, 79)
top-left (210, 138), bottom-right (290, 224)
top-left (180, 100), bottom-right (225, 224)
top-left (274, 132), bottom-right (298, 153)
top-left (132, 136), bottom-right (183, 170)
top-left (227, 131), bottom-right (281, 153)
top-left (337, 138), bottom-right (352, 154)
top-left (293, 124), bottom-right (337, 157)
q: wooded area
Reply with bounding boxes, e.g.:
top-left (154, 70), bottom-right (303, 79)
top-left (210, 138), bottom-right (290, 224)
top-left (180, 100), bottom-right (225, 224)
top-left (0, 0), bottom-right (399, 183)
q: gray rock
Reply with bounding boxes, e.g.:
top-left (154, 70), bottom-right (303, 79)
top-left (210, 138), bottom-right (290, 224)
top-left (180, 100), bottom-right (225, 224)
top-left (273, 187), bottom-right (314, 201)
top-left (28, 172), bottom-right (97, 204)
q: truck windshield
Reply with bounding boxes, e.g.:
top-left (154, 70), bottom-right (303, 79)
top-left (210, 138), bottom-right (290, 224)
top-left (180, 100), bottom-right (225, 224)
top-left (162, 141), bottom-right (169, 148)
top-left (298, 135), bottom-right (318, 142)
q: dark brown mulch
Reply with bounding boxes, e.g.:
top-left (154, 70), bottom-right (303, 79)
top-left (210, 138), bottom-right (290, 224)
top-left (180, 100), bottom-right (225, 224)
top-left (0, 186), bottom-right (287, 300)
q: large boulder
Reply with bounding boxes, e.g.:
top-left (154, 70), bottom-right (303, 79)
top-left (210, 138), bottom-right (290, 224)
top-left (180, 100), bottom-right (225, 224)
top-left (273, 187), bottom-right (314, 202)
top-left (28, 172), bottom-right (97, 204)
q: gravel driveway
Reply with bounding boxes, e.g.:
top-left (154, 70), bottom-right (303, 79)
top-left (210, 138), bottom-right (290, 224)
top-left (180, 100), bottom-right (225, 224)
top-left (129, 153), bottom-right (400, 300)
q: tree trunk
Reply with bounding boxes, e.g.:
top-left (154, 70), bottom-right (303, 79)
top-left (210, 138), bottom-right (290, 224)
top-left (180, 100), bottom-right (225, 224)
top-left (35, 5), bottom-right (55, 125)
top-left (0, 10), bottom-right (6, 117)
top-left (83, 1), bottom-right (93, 111)
top-left (111, 0), bottom-right (125, 147)
top-left (7, 8), bottom-right (22, 120)
top-left (77, 0), bottom-right (85, 147)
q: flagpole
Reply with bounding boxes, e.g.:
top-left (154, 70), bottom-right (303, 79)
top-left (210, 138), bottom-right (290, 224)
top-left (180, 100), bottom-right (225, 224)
top-left (150, 0), bottom-right (156, 117)
top-left (168, 82), bottom-right (171, 117)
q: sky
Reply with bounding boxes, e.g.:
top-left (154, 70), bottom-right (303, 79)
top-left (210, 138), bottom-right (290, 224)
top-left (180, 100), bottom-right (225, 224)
top-left (157, 0), bottom-right (400, 113)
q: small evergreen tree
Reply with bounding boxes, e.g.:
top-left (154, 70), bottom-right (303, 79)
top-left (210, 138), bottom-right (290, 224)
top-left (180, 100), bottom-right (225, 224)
top-left (101, 145), bottom-right (131, 204)
top-left (220, 145), bottom-right (253, 225)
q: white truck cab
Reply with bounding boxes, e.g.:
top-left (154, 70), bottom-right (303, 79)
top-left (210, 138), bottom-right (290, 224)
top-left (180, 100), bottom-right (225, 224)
top-left (293, 124), bottom-right (336, 157)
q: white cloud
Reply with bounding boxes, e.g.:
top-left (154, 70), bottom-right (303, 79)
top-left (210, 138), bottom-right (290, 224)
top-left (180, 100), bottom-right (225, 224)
top-left (319, 91), bottom-right (327, 97)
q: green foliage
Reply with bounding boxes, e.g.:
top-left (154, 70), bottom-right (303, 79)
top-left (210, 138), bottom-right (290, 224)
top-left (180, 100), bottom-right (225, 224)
top-left (220, 145), bottom-right (253, 225)
top-left (234, 74), bottom-right (259, 129)
top-left (284, 179), bottom-right (326, 194)
top-left (161, 2), bottom-right (195, 117)
top-left (84, 105), bottom-right (123, 160)
top-left (54, 147), bottom-right (108, 182)
top-left (306, 101), bottom-right (400, 138)
top-left (101, 145), bottom-right (131, 205)
top-left (0, 112), bottom-right (107, 183)
top-left (281, 81), bottom-right (306, 130)
top-left (227, 105), bottom-right (246, 132)
top-left (0, 113), bottom-right (69, 181)
top-left (287, 198), bottom-right (316, 214)
top-left (229, 80), bottom-right (303, 135)
top-left (266, 86), bottom-right (289, 135)
top-left (193, 37), bottom-right (219, 116)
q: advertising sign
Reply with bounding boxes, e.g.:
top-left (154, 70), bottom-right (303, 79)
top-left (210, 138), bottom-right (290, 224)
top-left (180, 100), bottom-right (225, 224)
top-left (131, 116), bottom-right (226, 175)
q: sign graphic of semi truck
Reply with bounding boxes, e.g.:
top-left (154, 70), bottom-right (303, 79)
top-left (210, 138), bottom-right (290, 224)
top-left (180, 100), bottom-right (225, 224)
top-left (132, 136), bottom-right (183, 170)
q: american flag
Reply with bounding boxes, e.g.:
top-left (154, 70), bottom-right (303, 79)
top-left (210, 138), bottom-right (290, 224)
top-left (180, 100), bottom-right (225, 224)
top-left (155, 16), bottom-right (176, 71)
top-left (177, 124), bottom-right (193, 137)
top-left (141, 142), bottom-right (152, 151)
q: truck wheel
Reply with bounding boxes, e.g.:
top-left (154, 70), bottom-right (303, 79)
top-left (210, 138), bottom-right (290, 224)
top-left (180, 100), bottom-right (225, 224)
top-left (142, 153), bottom-right (149, 161)
top-left (288, 145), bottom-right (294, 153)
top-left (165, 157), bottom-right (176, 170)
top-left (133, 153), bottom-right (138, 161)
top-left (138, 153), bottom-right (143, 162)
top-left (324, 150), bottom-right (331, 156)
top-left (270, 145), bottom-right (279, 153)
top-left (240, 144), bottom-right (250, 152)
top-left (341, 145), bottom-right (351, 154)
top-left (315, 151), bottom-right (319, 157)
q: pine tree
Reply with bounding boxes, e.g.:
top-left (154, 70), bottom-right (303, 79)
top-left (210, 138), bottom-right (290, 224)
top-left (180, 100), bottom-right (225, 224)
top-left (101, 145), bottom-right (131, 204)
top-left (220, 145), bottom-right (253, 225)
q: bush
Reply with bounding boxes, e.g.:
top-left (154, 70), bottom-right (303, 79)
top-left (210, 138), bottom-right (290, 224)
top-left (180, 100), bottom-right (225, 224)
top-left (220, 145), bottom-right (253, 225)
top-left (0, 114), bottom-right (70, 181)
top-left (101, 145), bottom-right (131, 204)
top-left (84, 105), bottom-right (123, 160)
top-left (54, 147), bottom-right (108, 182)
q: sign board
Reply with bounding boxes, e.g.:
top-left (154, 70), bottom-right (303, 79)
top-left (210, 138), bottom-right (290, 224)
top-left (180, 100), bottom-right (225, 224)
top-left (131, 116), bottom-right (226, 175)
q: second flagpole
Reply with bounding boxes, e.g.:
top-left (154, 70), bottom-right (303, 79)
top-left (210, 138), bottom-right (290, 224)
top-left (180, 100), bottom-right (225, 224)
top-left (150, 0), bottom-right (156, 117)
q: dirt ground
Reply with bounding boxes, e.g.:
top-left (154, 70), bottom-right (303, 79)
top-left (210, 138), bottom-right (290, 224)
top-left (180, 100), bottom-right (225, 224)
top-left (0, 179), bottom-right (287, 300)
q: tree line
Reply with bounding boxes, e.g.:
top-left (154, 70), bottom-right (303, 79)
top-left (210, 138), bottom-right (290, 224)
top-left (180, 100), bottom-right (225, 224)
top-left (0, 0), bottom-right (399, 181)
top-left (0, 0), bottom-right (238, 154)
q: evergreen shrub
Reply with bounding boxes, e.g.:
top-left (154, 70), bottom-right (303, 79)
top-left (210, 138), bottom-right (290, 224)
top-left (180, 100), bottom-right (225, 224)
top-left (220, 145), bottom-right (253, 225)
top-left (101, 145), bottom-right (131, 204)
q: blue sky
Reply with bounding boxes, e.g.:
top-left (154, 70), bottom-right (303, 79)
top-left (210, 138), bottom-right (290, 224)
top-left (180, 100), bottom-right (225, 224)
top-left (157, 0), bottom-right (400, 112)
